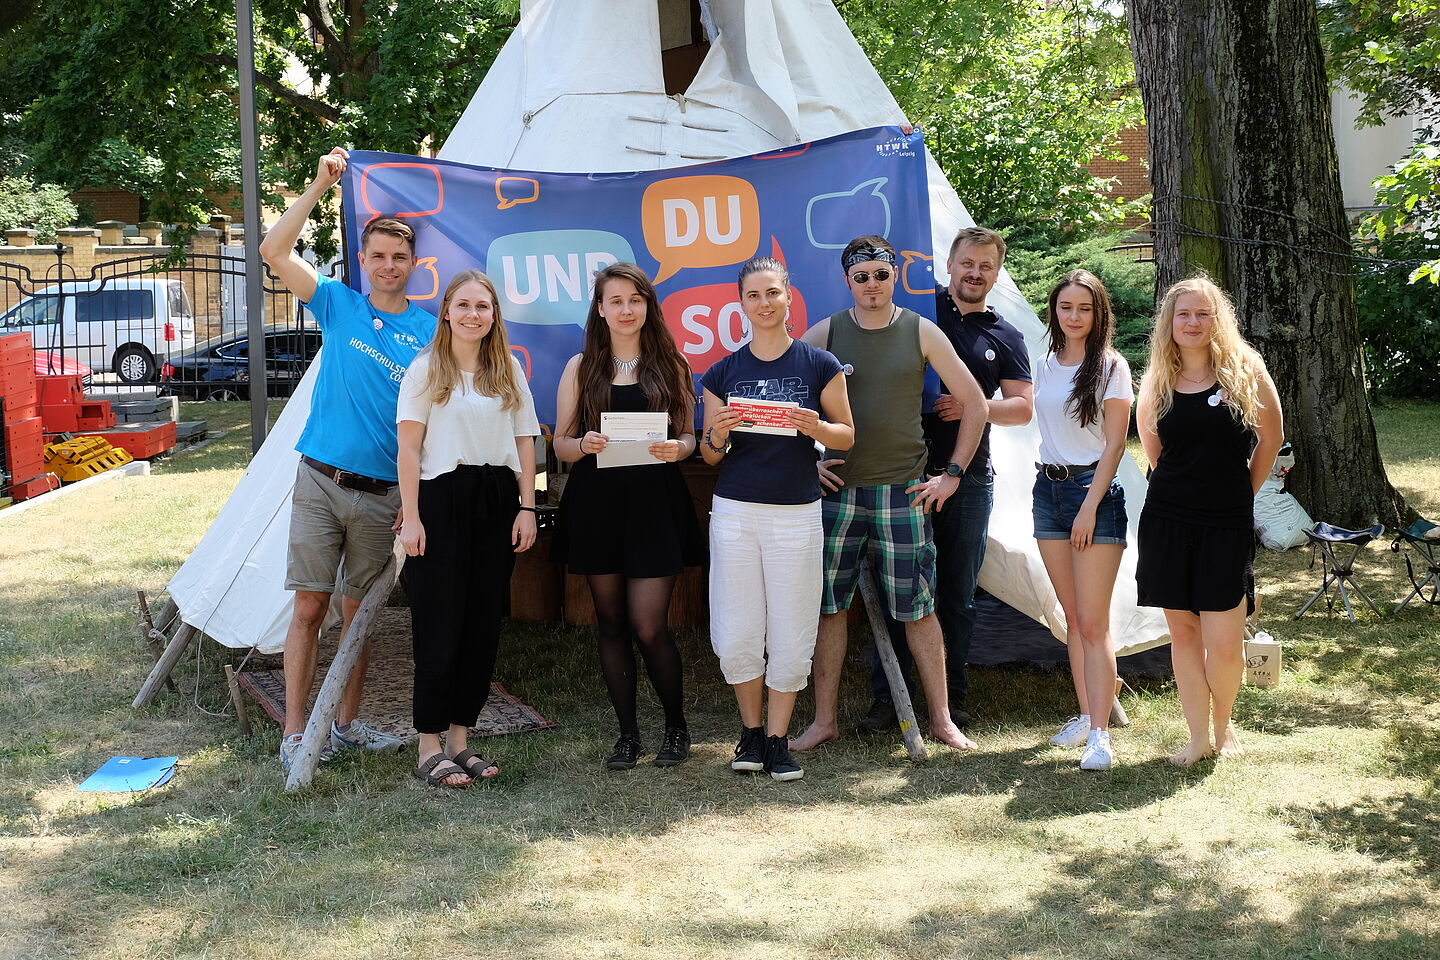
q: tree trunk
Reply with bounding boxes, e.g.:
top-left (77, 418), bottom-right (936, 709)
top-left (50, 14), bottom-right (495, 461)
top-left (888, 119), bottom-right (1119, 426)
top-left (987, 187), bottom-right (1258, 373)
top-left (1127, 0), bottom-right (1410, 529)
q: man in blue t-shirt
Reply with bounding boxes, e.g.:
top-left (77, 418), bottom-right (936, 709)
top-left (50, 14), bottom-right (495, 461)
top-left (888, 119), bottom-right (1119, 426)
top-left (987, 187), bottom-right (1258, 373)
top-left (861, 226), bottom-right (1034, 732)
top-left (260, 148), bottom-right (437, 775)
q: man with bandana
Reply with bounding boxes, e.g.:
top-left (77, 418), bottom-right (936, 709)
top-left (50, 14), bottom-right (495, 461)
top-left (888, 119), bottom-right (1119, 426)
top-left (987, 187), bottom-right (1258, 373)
top-left (859, 226), bottom-right (1034, 733)
top-left (792, 235), bottom-right (988, 752)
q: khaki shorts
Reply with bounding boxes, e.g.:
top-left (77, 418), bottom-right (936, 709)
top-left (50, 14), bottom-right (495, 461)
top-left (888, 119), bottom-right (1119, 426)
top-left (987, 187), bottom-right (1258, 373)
top-left (286, 460), bottom-right (401, 599)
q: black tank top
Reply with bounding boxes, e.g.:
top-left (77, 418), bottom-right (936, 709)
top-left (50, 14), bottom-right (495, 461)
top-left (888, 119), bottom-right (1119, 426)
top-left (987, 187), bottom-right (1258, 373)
top-left (1144, 384), bottom-right (1255, 529)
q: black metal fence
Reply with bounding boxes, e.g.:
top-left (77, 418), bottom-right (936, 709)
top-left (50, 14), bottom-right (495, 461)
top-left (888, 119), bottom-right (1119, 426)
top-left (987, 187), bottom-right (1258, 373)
top-left (0, 245), bottom-right (341, 399)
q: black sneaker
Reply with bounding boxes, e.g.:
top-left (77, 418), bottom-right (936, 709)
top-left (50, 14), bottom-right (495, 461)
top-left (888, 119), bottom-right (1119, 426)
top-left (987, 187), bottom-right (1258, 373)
top-left (653, 726), bottom-right (691, 767)
top-left (764, 734), bottom-right (804, 782)
top-left (949, 699), bottom-right (973, 730)
top-left (730, 725), bottom-right (765, 773)
top-left (856, 699), bottom-right (898, 733)
top-left (606, 734), bottom-right (644, 770)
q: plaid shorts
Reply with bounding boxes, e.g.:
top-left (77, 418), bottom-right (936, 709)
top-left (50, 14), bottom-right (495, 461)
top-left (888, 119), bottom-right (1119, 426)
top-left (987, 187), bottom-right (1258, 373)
top-left (820, 481), bottom-right (936, 622)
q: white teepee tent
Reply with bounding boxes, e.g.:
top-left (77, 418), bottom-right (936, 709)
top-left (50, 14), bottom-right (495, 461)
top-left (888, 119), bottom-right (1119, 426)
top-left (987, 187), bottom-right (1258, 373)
top-left (165, 0), bottom-right (1167, 656)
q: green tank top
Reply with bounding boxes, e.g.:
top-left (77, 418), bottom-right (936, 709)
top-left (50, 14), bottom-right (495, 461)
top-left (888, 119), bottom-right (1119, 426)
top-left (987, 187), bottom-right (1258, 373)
top-left (825, 306), bottom-right (929, 487)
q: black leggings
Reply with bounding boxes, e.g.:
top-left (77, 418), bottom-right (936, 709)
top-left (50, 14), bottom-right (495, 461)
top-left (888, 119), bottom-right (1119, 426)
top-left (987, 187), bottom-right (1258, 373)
top-left (404, 465), bottom-right (517, 734)
top-left (588, 574), bottom-right (686, 734)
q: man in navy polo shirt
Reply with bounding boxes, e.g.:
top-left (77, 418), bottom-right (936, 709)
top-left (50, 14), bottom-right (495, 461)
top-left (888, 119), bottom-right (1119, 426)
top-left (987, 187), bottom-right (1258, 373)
top-left (860, 226), bottom-right (1034, 731)
top-left (261, 147), bottom-right (437, 774)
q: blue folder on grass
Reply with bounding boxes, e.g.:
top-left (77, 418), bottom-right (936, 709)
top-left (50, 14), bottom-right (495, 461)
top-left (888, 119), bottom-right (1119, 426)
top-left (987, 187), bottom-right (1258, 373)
top-left (77, 756), bottom-right (178, 792)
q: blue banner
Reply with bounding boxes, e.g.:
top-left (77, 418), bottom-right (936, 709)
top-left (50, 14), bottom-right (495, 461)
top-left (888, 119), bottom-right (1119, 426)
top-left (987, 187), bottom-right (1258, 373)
top-left (340, 126), bottom-right (934, 427)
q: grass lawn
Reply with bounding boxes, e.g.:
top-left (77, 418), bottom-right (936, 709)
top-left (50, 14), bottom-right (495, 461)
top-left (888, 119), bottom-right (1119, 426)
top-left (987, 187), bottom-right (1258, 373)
top-left (1, 400), bottom-right (1437, 960)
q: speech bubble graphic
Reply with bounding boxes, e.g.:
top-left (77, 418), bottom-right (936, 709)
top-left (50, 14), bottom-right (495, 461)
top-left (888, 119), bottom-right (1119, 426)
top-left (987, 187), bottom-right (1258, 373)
top-left (496, 176), bottom-right (539, 210)
top-left (486, 230), bottom-right (635, 327)
top-left (642, 175), bottom-right (760, 283)
top-left (359, 163), bottom-right (445, 226)
top-left (900, 250), bottom-right (935, 295)
top-left (407, 257), bottom-right (440, 301)
top-left (510, 344), bottom-right (532, 381)
top-left (805, 177), bottom-right (891, 250)
top-left (662, 282), bottom-right (808, 376)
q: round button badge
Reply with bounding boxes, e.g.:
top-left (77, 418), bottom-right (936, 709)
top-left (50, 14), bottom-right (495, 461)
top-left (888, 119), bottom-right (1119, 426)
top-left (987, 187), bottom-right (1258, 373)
top-left (984, 349), bottom-right (996, 361)
top-left (842, 363), bottom-right (855, 376)
top-left (373, 317), bottom-right (384, 331)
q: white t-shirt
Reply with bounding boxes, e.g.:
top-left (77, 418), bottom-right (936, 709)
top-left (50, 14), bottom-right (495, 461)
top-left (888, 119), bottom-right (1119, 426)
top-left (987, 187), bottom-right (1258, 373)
top-left (396, 353), bottom-right (541, 480)
top-left (1033, 351), bottom-right (1134, 466)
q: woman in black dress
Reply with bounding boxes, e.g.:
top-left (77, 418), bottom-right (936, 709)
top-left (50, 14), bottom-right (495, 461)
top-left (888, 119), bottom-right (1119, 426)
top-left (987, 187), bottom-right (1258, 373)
top-left (553, 262), bottom-right (701, 770)
top-left (1136, 276), bottom-right (1283, 767)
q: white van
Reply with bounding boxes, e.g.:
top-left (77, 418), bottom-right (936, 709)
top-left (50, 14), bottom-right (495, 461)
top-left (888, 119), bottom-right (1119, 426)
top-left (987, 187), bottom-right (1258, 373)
top-left (0, 278), bottom-right (197, 384)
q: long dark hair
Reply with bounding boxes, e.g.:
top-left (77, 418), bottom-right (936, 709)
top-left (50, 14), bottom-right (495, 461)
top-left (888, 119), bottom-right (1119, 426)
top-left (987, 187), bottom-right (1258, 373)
top-left (574, 262), bottom-right (693, 437)
top-left (1046, 269), bottom-right (1119, 429)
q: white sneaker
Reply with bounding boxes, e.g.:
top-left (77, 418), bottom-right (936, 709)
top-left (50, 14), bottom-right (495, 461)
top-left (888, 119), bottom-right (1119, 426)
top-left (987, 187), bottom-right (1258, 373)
top-left (1050, 715), bottom-right (1091, 748)
top-left (330, 719), bottom-right (404, 754)
top-left (1080, 729), bottom-right (1114, 771)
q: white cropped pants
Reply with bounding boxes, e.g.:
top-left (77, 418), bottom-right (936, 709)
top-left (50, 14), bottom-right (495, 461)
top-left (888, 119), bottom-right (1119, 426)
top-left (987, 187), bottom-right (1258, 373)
top-left (707, 495), bottom-right (822, 693)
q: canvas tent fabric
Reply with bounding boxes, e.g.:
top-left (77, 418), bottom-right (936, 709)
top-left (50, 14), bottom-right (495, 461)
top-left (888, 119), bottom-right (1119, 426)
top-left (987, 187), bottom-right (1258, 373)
top-left (166, 0), bottom-right (1169, 656)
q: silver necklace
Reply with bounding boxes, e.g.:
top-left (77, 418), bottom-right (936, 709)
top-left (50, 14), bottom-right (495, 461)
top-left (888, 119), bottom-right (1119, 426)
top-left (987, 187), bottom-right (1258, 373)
top-left (1179, 367), bottom-right (1213, 385)
top-left (613, 355), bottom-right (639, 375)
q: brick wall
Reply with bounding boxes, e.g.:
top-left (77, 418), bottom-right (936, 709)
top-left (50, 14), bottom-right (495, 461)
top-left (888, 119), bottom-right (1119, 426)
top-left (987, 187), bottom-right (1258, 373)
top-left (1088, 125), bottom-right (1152, 232)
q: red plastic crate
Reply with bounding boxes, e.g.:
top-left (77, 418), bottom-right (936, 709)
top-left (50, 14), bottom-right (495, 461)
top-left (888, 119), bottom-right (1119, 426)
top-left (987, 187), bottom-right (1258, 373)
top-left (0, 357), bottom-right (34, 396)
top-left (0, 332), bottom-right (30, 363)
top-left (3, 415), bottom-right (43, 456)
top-left (77, 400), bottom-right (115, 429)
top-left (76, 421), bottom-right (176, 459)
top-left (10, 472), bottom-right (60, 500)
top-left (37, 374), bottom-right (84, 407)
top-left (2, 380), bottom-right (39, 416)
top-left (41, 403), bottom-right (79, 433)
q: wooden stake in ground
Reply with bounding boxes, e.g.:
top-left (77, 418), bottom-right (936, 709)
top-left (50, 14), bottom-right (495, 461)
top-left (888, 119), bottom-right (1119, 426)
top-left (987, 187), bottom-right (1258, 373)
top-left (133, 621), bottom-right (199, 708)
top-left (135, 590), bottom-right (176, 692)
top-left (857, 562), bottom-right (928, 762)
top-left (285, 556), bottom-right (398, 791)
top-left (224, 664), bottom-right (253, 737)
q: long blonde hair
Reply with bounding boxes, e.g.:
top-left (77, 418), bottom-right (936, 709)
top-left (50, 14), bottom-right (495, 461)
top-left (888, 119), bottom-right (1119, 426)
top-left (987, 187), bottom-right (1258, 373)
top-left (1139, 275), bottom-right (1266, 433)
top-left (422, 269), bottom-right (523, 410)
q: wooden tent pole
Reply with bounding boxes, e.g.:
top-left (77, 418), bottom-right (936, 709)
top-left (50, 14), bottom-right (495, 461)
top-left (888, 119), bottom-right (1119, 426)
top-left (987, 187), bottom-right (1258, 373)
top-left (285, 556), bottom-right (398, 791)
top-left (857, 562), bottom-right (928, 762)
top-left (132, 622), bottom-right (199, 708)
top-left (135, 591), bottom-right (176, 692)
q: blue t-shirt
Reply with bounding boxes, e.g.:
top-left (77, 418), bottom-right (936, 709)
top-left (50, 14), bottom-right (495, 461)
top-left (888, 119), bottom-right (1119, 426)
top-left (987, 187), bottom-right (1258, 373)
top-left (700, 340), bottom-right (844, 505)
top-left (295, 275), bottom-right (437, 482)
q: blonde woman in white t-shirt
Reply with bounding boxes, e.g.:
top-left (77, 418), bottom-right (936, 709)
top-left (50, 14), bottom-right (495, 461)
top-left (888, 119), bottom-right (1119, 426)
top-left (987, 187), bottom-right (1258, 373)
top-left (396, 269), bottom-right (540, 789)
top-left (1030, 269), bottom-right (1134, 771)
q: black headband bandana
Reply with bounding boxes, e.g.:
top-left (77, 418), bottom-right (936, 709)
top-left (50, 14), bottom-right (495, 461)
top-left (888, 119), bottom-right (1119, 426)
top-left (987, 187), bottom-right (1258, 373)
top-left (842, 246), bottom-right (897, 271)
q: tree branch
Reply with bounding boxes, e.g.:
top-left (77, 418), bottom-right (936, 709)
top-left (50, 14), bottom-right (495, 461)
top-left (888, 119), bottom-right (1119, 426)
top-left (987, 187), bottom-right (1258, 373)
top-left (198, 53), bottom-right (342, 123)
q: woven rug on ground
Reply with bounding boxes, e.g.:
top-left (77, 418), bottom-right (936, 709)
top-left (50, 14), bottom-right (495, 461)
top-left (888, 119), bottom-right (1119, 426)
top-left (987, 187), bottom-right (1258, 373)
top-left (236, 607), bottom-right (557, 742)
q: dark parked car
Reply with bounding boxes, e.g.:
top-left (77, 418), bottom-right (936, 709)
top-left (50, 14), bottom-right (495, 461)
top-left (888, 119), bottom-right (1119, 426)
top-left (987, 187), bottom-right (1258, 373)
top-left (161, 328), bottom-right (321, 401)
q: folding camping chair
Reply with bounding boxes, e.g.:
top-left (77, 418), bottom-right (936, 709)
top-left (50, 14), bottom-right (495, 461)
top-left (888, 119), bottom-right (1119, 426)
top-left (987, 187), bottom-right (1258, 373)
top-left (1391, 527), bottom-right (1440, 613)
top-left (1293, 522), bottom-right (1386, 623)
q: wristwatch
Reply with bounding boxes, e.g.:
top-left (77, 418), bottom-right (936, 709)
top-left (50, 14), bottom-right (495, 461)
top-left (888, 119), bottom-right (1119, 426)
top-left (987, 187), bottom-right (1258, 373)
top-left (944, 462), bottom-right (964, 478)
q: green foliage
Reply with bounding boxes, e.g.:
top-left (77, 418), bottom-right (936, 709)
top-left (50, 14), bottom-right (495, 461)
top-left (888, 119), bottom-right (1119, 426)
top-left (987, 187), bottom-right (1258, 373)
top-left (842, 0), bottom-right (1146, 240)
top-left (1319, 0), bottom-right (1440, 282)
top-left (0, 176), bottom-right (78, 242)
top-left (1356, 232), bottom-right (1440, 399)
top-left (0, 0), bottom-right (519, 257)
top-left (1003, 232), bottom-right (1156, 372)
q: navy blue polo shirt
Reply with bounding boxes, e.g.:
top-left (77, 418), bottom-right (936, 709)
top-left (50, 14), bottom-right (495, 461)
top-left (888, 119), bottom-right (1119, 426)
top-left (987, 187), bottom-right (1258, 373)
top-left (922, 287), bottom-right (1031, 478)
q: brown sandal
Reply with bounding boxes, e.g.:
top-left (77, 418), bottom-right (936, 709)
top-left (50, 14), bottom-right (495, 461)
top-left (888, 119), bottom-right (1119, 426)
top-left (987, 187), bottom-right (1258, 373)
top-left (413, 753), bottom-right (471, 789)
top-left (450, 748), bottom-right (499, 779)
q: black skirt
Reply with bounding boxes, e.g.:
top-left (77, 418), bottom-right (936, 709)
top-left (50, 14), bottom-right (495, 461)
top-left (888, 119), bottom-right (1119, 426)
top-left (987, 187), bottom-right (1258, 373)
top-left (1136, 510), bottom-right (1255, 616)
top-left (552, 455), bottom-right (704, 578)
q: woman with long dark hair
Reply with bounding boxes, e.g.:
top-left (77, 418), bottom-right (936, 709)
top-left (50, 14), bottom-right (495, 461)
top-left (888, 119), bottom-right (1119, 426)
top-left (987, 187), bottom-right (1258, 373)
top-left (699, 257), bottom-right (853, 781)
top-left (1136, 275), bottom-right (1283, 766)
top-left (553, 262), bottom-right (702, 770)
top-left (397, 269), bottom-right (539, 788)
top-left (1031, 269), bottom-right (1133, 771)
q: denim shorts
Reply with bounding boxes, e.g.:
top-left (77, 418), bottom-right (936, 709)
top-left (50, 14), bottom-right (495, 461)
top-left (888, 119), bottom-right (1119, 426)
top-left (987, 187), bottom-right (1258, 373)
top-left (1031, 468), bottom-right (1128, 546)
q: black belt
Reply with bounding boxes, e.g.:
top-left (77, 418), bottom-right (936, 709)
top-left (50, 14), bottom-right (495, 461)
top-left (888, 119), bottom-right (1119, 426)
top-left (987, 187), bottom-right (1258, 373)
top-left (302, 456), bottom-right (395, 495)
top-left (1035, 460), bottom-right (1099, 482)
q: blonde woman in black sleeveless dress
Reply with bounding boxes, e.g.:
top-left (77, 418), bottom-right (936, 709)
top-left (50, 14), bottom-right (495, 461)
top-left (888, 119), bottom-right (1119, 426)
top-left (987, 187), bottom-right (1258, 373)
top-left (1135, 276), bottom-right (1283, 767)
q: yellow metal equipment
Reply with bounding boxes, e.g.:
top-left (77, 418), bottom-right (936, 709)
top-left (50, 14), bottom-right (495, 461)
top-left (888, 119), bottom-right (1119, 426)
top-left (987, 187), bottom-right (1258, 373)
top-left (43, 437), bottom-right (134, 482)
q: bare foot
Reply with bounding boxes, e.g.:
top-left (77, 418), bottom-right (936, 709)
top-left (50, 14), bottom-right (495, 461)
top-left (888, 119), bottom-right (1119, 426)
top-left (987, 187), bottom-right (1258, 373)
top-left (1216, 723), bottom-right (1245, 759)
top-left (790, 721), bottom-right (839, 751)
top-left (1168, 740), bottom-right (1214, 767)
top-left (930, 720), bottom-right (978, 751)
